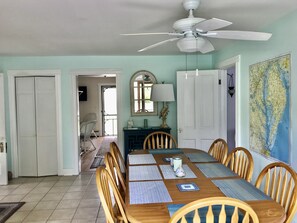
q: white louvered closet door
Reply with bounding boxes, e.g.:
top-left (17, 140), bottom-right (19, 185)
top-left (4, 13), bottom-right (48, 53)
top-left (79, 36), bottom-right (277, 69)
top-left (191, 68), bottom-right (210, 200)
top-left (16, 77), bottom-right (57, 177)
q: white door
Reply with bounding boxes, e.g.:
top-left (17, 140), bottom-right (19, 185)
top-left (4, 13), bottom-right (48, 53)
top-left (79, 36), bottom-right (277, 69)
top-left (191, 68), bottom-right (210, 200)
top-left (35, 77), bottom-right (57, 176)
top-left (16, 77), bottom-right (57, 176)
top-left (16, 77), bottom-right (38, 176)
top-left (177, 70), bottom-right (227, 152)
top-left (0, 73), bottom-right (8, 185)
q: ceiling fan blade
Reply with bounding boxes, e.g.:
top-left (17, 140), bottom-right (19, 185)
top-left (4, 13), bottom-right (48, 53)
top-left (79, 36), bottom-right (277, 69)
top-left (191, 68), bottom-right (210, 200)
top-left (201, 30), bottom-right (272, 41)
top-left (194, 18), bottom-right (232, 32)
top-left (138, 37), bottom-right (180, 52)
top-left (121, 32), bottom-right (183, 37)
top-left (200, 38), bottom-right (215, 54)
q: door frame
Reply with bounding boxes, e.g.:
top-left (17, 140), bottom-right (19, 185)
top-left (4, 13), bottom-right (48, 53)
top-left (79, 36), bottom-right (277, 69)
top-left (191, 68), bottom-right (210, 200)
top-left (71, 69), bottom-right (123, 174)
top-left (98, 82), bottom-right (117, 137)
top-left (8, 70), bottom-right (63, 177)
top-left (0, 73), bottom-right (5, 139)
top-left (0, 73), bottom-right (8, 185)
top-left (217, 55), bottom-right (241, 146)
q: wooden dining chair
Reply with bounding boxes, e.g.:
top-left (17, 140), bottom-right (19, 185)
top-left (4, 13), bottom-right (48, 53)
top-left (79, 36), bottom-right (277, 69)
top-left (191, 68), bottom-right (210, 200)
top-left (143, 131), bottom-right (177, 150)
top-left (104, 152), bottom-right (126, 198)
top-left (255, 162), bottom-right (297, 223)
top-left (96, 166), bottom-right (129, 223)
top-left (224, 147), bottom-right (254, 182)
top-left (168, 197), bottom-right (259, 223)
top-left (110, 142), bottom-right (126, 175)
top-left (208, 138), bottom-right (228, 164)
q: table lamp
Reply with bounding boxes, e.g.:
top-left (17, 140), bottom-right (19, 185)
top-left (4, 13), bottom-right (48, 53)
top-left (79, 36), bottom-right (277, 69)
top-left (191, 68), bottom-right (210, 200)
top-left (150, 83), bottom-right (175, 128)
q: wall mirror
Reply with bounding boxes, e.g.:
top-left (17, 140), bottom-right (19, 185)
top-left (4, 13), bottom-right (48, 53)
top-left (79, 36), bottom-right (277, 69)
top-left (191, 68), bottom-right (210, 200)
top-left (130, 70), bottom-right (157, 116)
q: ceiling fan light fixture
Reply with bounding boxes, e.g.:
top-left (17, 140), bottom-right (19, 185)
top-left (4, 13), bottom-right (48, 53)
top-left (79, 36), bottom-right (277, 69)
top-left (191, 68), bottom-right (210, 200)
top-left (177, 37), bottom-right (205, 52)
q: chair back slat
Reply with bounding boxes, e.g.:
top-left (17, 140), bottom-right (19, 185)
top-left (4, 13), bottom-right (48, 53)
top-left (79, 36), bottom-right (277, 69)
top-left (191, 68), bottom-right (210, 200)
top-left (280, 172), bottom-right (288, 206)
top-left (169, 197), bottom-right (259, 223)
top-left (275, 170), bottom-right (283, 201)
top-left (284, 179), bottom-right (293, 212)
top-left (242, 213), bottom-right (249, 223)
top-left (231, 206), bottom-right (239, 222)
top-left (270, 166), bottom-right (277, 197)
top-left (143, 131), bottom-right (177, 150)
top-left (264, 169), bottom-right (271, 194)
top-left (219, 204), bottom-right (226, 222)
top-left (225, 147), bottom-right (254, 182)
top-left (193, 209), bottom-right (200, 223)
top-left (206, 206), bottom-right (214, 222)
top-left (255, 162), bottom-right (297, 222)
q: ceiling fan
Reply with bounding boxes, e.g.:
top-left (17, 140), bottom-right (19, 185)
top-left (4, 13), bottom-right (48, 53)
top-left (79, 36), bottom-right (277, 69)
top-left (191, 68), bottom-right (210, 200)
top-left (121, 0), bottom-right (272, 53)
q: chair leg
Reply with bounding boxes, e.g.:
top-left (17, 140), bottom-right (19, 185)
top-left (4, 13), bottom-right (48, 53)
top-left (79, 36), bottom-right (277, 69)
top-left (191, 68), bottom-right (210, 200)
top-left (91, 130), bottom-right (98, 138)
top-left (89, 139), bottom-right (96, 151)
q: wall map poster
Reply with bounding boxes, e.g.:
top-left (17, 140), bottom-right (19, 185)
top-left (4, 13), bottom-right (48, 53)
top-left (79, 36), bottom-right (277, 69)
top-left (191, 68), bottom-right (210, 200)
top-left (249, 54), bottom-right (290, 163)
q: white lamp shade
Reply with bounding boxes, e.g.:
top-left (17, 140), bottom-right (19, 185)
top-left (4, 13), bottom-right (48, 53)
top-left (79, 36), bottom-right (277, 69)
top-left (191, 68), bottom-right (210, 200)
top-left (150, 84), bottom-right (175, 102)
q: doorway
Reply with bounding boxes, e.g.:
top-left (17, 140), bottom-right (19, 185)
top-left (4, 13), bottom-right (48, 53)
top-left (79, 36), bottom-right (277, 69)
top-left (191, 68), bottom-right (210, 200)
top-left (218, 55), bottom-right (240, 150)
top-left (227, 67), bottom-right (236, 151)
top-left (77, 74), bottom-right (118, 171)
top-left (101, 85), bottom-right (117, 136)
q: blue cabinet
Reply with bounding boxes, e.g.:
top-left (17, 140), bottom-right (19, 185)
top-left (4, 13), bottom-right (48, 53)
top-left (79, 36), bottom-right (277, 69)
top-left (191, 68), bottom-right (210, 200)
top-left (123, 127), bottom-right (171, 160)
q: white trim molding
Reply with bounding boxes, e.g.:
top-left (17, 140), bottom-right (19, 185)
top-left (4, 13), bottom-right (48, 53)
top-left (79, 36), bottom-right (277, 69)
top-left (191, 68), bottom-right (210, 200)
top-left (70, 69), bottom-right (123, 174)
top-left (217, 55), bottom-right (241, 146)
top-left (8, 70), bottom-right (63, 177)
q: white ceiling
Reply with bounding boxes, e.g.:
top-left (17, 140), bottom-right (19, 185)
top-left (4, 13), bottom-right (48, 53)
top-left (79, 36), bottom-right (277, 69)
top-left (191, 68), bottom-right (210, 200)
top-left (0, 0), bottom-right (296, 56)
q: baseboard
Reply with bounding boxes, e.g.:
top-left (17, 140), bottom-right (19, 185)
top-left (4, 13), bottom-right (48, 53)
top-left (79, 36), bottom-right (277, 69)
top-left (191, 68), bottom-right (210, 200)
top-left (61, 168), bottom-right (79, 176)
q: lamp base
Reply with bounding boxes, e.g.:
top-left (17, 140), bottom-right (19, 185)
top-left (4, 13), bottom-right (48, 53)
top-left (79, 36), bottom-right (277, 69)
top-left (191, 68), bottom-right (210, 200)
top-left (160, 122), bottom-right (169, 129)
top-left (159, 102), bottom-right (170, 128)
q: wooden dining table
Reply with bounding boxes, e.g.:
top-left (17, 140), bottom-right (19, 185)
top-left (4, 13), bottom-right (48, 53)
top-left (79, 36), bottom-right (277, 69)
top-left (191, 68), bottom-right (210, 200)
top-left (125, 148), bottom-right (286, 223)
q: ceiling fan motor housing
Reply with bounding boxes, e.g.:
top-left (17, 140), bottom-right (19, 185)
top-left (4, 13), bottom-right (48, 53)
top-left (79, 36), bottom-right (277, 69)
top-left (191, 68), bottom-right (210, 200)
top-left (173, 17), bottom-right (205, 32)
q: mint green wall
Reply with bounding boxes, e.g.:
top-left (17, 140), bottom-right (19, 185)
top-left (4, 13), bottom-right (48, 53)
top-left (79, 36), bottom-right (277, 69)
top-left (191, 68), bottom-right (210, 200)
top-left (1, 55), bottom-right (213, 171)
top-left (213, 10), bottom-right (297, 175)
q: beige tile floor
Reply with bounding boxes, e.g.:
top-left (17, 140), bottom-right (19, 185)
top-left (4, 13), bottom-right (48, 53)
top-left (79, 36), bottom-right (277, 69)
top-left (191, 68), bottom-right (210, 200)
top-left (0, 172), bottom-right (106, 223)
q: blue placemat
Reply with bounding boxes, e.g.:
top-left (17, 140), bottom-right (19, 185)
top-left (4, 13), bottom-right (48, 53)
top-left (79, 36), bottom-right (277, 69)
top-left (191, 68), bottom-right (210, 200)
top-left (167, 204), bottom-right (243, 223)
top-left (159, 165), bottom-right (197, 179)
top-left (128, 154), bottom-right (156, 165)
top-left (148, 148), bottom-right (184, 154)
top-left (129, 181), bottom-right (172, 204)
top-left (212, 179), bottom-right (272, 201)
top-left (186, 152), bottom-right (217, 162)
top-left (129, 165), bottom-right (162, 181)
top-left (196, 163), bottom-right (238, 178)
